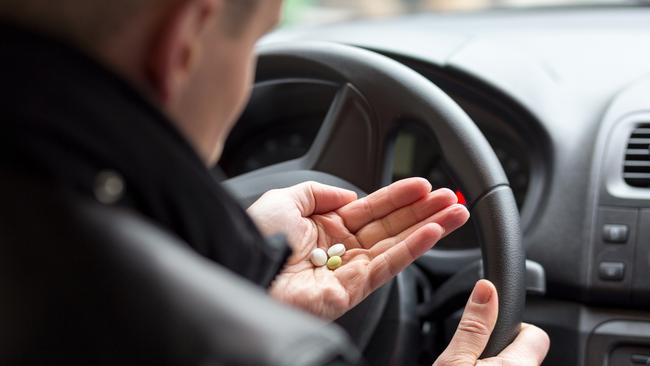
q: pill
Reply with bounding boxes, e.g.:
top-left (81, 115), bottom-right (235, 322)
top-left (327, 256), bottom-right (342, 270)
top-left (310, 248), bottom-right (328, 267)
top-left (327, 243), bottom-right (346, 258)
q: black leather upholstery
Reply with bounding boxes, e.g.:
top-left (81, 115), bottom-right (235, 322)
top-left (0, 177), bottom-right (360, 365)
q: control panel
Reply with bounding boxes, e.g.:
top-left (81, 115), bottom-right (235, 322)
top-left (590, 207), bottom-right (650, 304)
top-left (591, 103), bottom-right (650, 305)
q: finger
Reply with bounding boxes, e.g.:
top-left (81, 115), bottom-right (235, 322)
top-left (290, 181), bottom-right (358, 216)
top-left (395, 203), bottom-right (469, 243)
top-left (492, 323), bottom-right (550, 365)
top-left (337, 178), bottom-right (432, 233)
top-left (369, 204), bottom-right (469, 255)
top-left (434, 280), bottom-right (498, 366)
top-left (368, 223), bottom-right (443, 291)
top-left (356, 188), bottom-right (457, 247)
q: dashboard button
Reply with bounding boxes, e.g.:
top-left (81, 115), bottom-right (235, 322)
top-left (603, 224), bottom-right (629, 243)
top-left (599, 262), bottom-right (626, 281)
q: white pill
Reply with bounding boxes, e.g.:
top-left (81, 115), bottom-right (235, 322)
top-left (327, 243), bottom-right (346, 258)
top-left (310, 248), bottom-right (328, 267)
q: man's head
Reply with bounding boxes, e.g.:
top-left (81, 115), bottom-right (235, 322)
top-left (0, 0), bottom-right (283, 164)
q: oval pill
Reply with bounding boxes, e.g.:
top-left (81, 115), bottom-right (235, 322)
top-left (310, 248), bottom-right (328, 267)
top-left (327, 256), bottom-right (342, 270)
top-left (327, 243), bottom-right (346, 258)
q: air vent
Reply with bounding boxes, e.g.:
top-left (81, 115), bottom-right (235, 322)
top-left (624, 123), bottom-right (650, 187)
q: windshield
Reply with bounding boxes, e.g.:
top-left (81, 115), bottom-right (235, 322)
top-left (282, 0), bottom-right (644, 26)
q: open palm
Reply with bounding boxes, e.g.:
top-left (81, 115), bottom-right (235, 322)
top-left (247, 178), bottom-right (469, 320)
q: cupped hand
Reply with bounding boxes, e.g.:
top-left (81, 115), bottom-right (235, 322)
top-left (433, 280), bottom-right (550, 366)
top-left (247, 178), bottom-right (469, 320)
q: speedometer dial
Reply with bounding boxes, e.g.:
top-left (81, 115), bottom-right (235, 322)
top-left (391, 123), bottom-right (530, 250)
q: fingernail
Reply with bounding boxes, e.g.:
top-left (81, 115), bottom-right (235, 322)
top-left (471, 280), bottom-right (492, 304)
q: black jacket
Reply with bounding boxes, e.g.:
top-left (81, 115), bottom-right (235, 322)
top-left (0, 23), bottom-right (290, 288)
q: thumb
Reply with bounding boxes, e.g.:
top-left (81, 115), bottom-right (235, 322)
top-left (434, 280), bottom-right (499, 366)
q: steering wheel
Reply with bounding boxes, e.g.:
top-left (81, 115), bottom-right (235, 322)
top-left (224, 42), bottom-right (525, 360)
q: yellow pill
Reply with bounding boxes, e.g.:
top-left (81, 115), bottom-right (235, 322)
top-left (327, 256), bottom-right (342, 270)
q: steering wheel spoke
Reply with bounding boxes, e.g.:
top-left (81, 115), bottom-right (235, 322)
top-left (303, 84), bottom-right (386, 193)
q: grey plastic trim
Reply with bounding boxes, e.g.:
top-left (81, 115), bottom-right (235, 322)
top-left (525, 260), bottom-right (547, 296)
top-left (594, 320), bottom-right (650, 338)
top-left (584, 75), bottom-right (650, 305)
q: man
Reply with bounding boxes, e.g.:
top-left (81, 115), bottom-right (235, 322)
top-left (0, 0), bottom-right (549, 365)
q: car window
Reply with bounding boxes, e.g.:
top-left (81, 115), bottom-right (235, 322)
top-left (282, 0), bottom-right (644, 27)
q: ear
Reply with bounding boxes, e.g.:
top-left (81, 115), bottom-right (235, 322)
top-left (145, 0), bottom-right (222, 104)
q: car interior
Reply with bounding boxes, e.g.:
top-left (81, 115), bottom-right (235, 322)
top-left (215, 3), bottom-right (650, 365)
top-left (3, 2), bottom-right (650, 366)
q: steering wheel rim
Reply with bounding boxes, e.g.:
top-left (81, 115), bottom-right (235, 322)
top-left (224, 42), bottom-right (525, 358)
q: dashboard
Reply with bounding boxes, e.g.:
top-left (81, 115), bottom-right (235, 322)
top-left (218, 7), bottom-right (650, 366)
